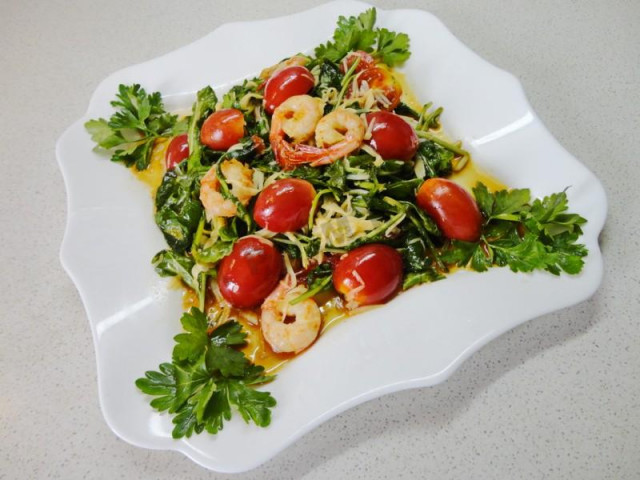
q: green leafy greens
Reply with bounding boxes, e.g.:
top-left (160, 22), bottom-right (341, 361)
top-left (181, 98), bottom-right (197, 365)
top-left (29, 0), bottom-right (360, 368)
top-left (136, 309), bottom-right (276, 438)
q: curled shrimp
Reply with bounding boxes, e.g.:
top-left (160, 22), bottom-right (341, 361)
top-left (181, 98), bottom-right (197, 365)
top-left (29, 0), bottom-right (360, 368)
top-left (315, 110), bottom-right (366, 148)
top-left (270, 96), bottom-right (365, 169)
top-left (274, 94), bottom-right (324, 143)
top-left (260, 276), bottom-right (322, 353)
top-left (199, 159), bottom-right (257, 220)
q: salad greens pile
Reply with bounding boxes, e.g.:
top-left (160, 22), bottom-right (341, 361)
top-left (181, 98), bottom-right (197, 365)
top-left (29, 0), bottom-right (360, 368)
top-left (85, 7), bottom-right (588, 439)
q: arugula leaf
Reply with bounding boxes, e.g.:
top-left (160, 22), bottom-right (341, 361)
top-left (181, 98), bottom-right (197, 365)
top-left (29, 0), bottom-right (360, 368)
top-left (85, 84), bottom-right (177, 170)
top-left (187, 86), bottom-right (218, 170)
top-left (191, 217), bottom-right (236, 265)
top-left (402, 269), bottom-right (443, 290)
top-left (136, 311), bottom-right (276, 439)
top-left (416, 141), bottom-right (454, 179)
top-left (311, 60), bottom-right (344, 111)
top-left (152, 249), bottom-right (197, 290)
top-left (155, 166), bottom-right (204, 253)
top-left (326, 160), bottom-right (348, 191)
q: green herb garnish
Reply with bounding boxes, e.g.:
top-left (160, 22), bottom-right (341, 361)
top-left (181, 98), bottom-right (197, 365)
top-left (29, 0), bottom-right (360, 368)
top-left (85, 84), bottom-right (177, 170)
top-left (136, 309), bottom-right (276, 438)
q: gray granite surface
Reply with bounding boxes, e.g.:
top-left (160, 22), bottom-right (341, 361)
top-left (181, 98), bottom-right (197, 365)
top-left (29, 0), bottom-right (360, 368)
top-left (1, 0), bottom-right (638, 478)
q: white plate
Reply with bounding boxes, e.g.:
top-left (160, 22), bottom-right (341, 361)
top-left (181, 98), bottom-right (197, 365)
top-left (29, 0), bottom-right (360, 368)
top-left (56, 1), bottom-right (606, 473)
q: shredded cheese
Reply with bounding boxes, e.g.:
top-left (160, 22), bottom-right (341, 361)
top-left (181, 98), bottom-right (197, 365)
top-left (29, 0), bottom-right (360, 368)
top-left (284, 232), bottom-right (309, 268)
top-left (312, 196), bottom-right (382, 248)
top-left (360, 144), bottom-right (384, 166)
top-left (344, 270), bottom-right (366, 310)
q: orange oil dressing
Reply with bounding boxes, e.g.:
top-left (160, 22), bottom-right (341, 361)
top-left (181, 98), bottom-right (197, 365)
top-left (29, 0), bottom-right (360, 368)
top-left (450, 161), bottom-right (506, 193)
top-left (131, 138), bottom-right (169, 195)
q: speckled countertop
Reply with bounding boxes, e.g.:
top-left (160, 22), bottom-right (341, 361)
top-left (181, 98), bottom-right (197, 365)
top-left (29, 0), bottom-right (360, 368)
top-left (1, 0), bottom-right (638, 478)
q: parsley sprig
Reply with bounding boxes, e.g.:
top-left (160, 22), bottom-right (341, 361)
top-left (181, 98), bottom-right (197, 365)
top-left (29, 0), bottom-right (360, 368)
top-left (85, 84), bottom-right (177, 170)
top-left (442, 184), bottom-right (588, 275)
top-left (314, 8), bottom-right (410, 67)
top-left (136, 308), bottom-right (276, 438)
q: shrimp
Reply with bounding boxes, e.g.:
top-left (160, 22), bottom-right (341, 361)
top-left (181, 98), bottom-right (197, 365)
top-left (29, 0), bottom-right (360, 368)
top-left (199, 159), bottom-right (257, 220)
top-left (270, 96), bottom-right (365, 170)
top-left (315, 110), bottom-right (366, 148)
top-left (274, 95), bottom-right (324, 144)
top-left (260, 276), bottom-right (322, 353)
top-left (260, 55), bottom-right (309, 79)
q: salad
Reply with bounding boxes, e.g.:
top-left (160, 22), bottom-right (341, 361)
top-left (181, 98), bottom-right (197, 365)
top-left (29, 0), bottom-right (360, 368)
top-left (85, 8), bottom-right (588, 439)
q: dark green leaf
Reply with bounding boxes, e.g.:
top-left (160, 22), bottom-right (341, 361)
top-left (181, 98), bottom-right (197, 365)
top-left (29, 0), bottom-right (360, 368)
top-left (492, 188), bottom-right (531, 218)
top-left (206, 345), bottom-right (250, 378)
top-left (187, 86), bottom-right (218, 170)
top-left (402, 269), bottom-right (443, 290)
top-left (416, 141), bottom-right (453, 179)
top-left (228, 382), bottom-right (276, 427)
top-left (152, 250), bottom-right (197, 290)
top-left (203, 388), bottom-right (232, 434)
top-left (172, 308), bottom-right (209, 364)
top-left (210, 320), bottom-right (247, 347)
top-left (375, 28), bottom-right (411, 66)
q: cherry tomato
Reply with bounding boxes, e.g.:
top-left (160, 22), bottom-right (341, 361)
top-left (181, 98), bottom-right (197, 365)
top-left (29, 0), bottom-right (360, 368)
top-left (253, 178), bottom-right (316, 233)
top-left (356, 66), bottom-right (402, 110)
top-left (333, 244), bottom-right (403, 307)
top-left (217, 237), bottom-right (283, 309)
top-left (165, 133), bottom-right (189, 169)
top-left (200, 108), bottom-right (245, 151)
top-left (416, 178), bottom-right (483, 242)
top-left (365, 112), bottom-right (418, 160)
top-left (263, 66), bottom-right (315, 114)
top-left (339, 50), bottom-right (375, 73)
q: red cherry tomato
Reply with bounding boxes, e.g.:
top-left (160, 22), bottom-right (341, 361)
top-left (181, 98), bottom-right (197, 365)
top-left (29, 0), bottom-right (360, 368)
top-left (339, 50), bottom-right (375, 73)
top-left (356, 66), bottom-right (402, 110)
top-left (416, 178), bottom-right (483, 242)
top-left (253, 178), bottom-right (316, 233)
top-left (365, 112), bottom-right (418, 160)
top-left (200, 108), bottom-right (245, 151)
top-left (333, 244), bottom-right (403, 307)
top-left (264, 66), bottom-right (315, 114)
top-left (217, 237), bottom-right (283, 309)
top-left (165, 133), bottom-right (189, 169)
